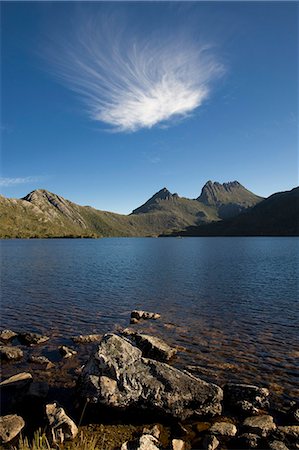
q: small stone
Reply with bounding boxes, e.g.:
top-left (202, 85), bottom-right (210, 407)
top-left (121, 328), bottom-right (137, 337)
top-left (269, 440), bottom-right (289, 450)
top-left (276, 425), bottom-right (299, 444)
top-left (121, 434), bottom-right (160, 450)
top-left (142, 424), bottom-right (160, 439)
top-left (133, 333), bottom-right (177, 361)
top-left (0, 329), bottom-right (17, 342)
top-left (202, 435), bottom-right (219, 450)
top-left (19, 332), bottom-right (49, 346)
top-left (130, 318), bottom-right (139, 324)
top-left (72, 334), bottom-right (102, 344)
top-left (243, 415), bottom-right (276, 437)
top-left (46, 402), bottom-right (78, 444)
top-left (0, 414), bottom-right (25, 444)
top-left (237, 433), bottom-right (261, 448)
top-left (0, 346), bottom-right (23, 361)
top-left (131, 310), bottom-right (161, 321)
top-left (0, 372), bottom-right (32, 388)
top-left (287, 401), bottom-right (299, 424)
top-left (224, 383), bottom-right (270, 414)
top-left (172, 439), bottom-right (186, 450)
top-left (209, 421), bottom-right (237, 437)
top-left (59, 346), bottom-right (77, 359)
top-left (28, 355), bottom-right (54, 369)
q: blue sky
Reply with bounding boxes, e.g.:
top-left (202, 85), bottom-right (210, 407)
top-left (1, 1), bottom-right (298, 214)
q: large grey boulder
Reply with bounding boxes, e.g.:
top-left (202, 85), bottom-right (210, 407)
top-left (0, 414), bottom-right (25, 444)
top-left (79, 333), bottom-right (223, 420)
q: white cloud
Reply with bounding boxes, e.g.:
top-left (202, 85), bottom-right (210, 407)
top-left (0, 176), bottom-right (44, 187)
top-left (47, 14), bottom-right (224, 132)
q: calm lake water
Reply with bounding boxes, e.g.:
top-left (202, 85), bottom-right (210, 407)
top-left (1, 237), bottom-right (298, 401)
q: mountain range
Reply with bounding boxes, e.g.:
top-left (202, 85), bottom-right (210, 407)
top-left (0, 181), bottom-right (298, 238)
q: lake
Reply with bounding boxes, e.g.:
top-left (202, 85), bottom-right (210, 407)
top-left (1, 237), bottom-right (298, 402)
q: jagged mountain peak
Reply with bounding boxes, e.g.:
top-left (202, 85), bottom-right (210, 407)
top-left (132, 187), bottom-right (179, 215)
top-left (198, 180), bottom-right (260, 205)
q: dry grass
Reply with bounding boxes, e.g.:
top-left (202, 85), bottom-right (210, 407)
top-left (15, 430), bottom-right (100, 450)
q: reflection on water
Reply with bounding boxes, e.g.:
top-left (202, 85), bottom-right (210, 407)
top-left (1, 237), bottom-right (298, 401)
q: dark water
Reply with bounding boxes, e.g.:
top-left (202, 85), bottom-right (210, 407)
top-left (1, 237), bottom-right (298, 401)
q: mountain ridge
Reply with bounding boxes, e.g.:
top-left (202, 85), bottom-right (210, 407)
top-left (1, 181), bottom-right (294, 238)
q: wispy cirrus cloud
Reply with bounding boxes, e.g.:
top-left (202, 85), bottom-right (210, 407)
top-left (46, 14), bottom-right (224, 132)
top-left (0, 176), bottom-right (45, 187)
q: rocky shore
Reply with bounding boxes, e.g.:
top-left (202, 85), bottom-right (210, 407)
top-left (1, 312), bottom-right (298, 449)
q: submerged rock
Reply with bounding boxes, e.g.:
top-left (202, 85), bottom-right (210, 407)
top-left (79, 333), bottom-right (223, 420)
top-left (59, 346), bottom-right (77, 359)
top-left (19, 332), bottom-right (49, 346)
top-left (0, 345), bottom-right (23, 361)
top-left (130, 310), bottom-right (161, 322)
top-left (243, 415), bottom-right (276, 437)
top-left (223, 383), bottom-right (270, 414)
top-left (132, 333), bottom-right (177, 361)
top-left (72, 334), bottom-right (102, 344)
top-left (0, 414), bottom-right (25, 444)
top-left (46, 402), bottom-right (78, 444)
top-left (0, 372), bottom-right (32, 388)
top-left (0, 329), bottom-right (17, 342)
top-left (28, 355), bottom-right (54, 368)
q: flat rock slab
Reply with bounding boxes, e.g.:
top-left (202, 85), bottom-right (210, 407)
top-left (0, 372), bottom-right (32, 388)
top-left (0, 330), bottom-right (17, 342)
top-left (0, 414), bottom-right (25, 444)
top-left (0, 346), bottom-right (23, 361)
top-left (132, 333), bottom-right (177, 361)
top-left (72, 334), bottom-right (102, 344)
top-left (209, 421), bottom-right (237, 437)
top-left (243, 415), bottom-right (276, 437)
top-left (79, 333), bottom-right (223, 420)
top-left (18, 332), bottom-right (49, 346)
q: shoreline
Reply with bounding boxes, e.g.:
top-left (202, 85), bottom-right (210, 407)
top-left (1, 321), bottom-right (298, 449)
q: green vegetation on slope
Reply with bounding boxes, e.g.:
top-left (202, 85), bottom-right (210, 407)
top-left (0, 181), bottom-right (264, 238)
top-left (173, 187), bottom-right (299, 236)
